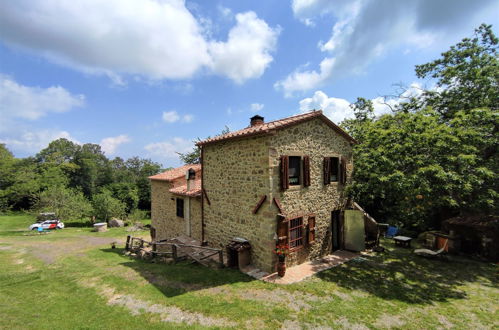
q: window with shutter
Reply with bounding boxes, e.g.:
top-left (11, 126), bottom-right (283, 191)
top-left (340, 157), bottom-right (347, 184)
top-left (277, 217), bottom-right (288, 244)
top-left (323, 157), bottom-right (331, 184)
top-left (288, 156), bottom-right (301, 186)
top-left (303, 156), bottom-right (310, 187)
top-left (330, 157), bottom-right (339, 182)
top-left (308, 216), bottom-right (316, 244)
top-left (280, 155), bottom-right (289, 190)
top-left (289, 217), bottom-right (304, 249)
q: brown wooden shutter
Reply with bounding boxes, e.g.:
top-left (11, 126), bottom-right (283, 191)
top-left (340, 157), bottom-right (347, 185)
top-left (277, 217), bottom-right (289, 244)
top-left (308, 216), bottom-right (316, 244)
top-left (323, 157), bottom-right (331, 185)
top-left (303, 156), bottom-right (310, 187)
top-left (280, 155), bottom-right (289, 190)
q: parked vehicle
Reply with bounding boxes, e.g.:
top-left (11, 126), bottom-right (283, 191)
top-left (29, 220), bottom-right (64, 231)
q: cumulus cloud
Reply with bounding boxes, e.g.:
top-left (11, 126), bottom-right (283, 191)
top-left (250, 103), bottom-right (264, 112)
top-left (299, 90), bottom-right (352, 123)
top-left (0, 1), bottom-right (279, 84)
top-left (278, 0), bottom-right (498, 96)
top-left (100, 134), bottom-right (130, 155)
top-left (144, 137), bottom-right (193, 164)
top-left (0, 75), bottom-right (84, 120)
top-left (299, 84), bottom-right (425, 123)
top-left (0, 130), bottom-right (79, 154)
top-left (208, 12), bottom-right (280, 83)
top-left (162, 111), bottom-right (194, 123)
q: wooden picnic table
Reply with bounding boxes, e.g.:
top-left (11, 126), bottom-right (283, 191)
top-left (393, 235), bottom-right (412, 248)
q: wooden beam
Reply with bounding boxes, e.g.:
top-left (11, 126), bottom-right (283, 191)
top-left (252, 195), bottom-right (267, 214)
top-left (202, 188), bottom-right (211, 205)
top-left (273, 197), bottom-right (283, 213)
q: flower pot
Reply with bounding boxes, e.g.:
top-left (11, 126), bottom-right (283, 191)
top-left (277, 255), bottom-right (286, 277)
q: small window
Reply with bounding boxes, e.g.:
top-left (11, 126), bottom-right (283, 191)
top-left (288, 156), bottom-right (301, 186)
top-left (176, 198), bottom-right (184, 218)
top-left (289, 217), bottom-right (304, 249)
top-left (329, 157), bottom-right (339, 182)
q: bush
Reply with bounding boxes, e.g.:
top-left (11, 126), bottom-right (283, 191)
top-left (127, 209), bottom-right (149, 222)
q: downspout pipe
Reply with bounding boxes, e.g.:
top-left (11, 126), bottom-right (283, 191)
top-left (200, 145), bottom-right (206, 245)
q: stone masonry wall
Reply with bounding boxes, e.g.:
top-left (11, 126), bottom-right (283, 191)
top-left (203, 135), bottom-right (277, 272)
top-left (270, 117), bottom-right (353, 268)
top-left (150, 180), bottom-right (202, 245)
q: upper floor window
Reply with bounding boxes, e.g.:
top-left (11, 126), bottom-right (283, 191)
top-left (329, 157), bottom-right (339, 182)
top-left (280, 155), bottom-right (310, 190)
top-left (176, 198), bottom-right (184, 218)
top-left (324, 156), bottom-right (347, 185)
top-left (288, 156), bottom-right (301, 186)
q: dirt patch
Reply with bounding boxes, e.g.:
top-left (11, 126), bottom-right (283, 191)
top-left (25, 236), bottom-right (123, 264)
top-left (374, 313), bottom-right (406, 329)
top-left (437, 315), bottom-right (454, 329)
top-left (81, 279), bottom-right (235, 327)
top-left (205, 286), bottom-right (328, 312)
top-left (336, 317), bottom-right (369, 330)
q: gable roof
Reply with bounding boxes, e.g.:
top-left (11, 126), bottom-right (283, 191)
top-left (148, 164), bottom-right (201, 182)
top-left (196, 110), bottom-right (356, 146)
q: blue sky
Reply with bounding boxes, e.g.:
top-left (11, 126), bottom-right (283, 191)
top-left (1, 0), bottom-right (498, 167)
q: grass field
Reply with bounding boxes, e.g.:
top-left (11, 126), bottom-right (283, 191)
top-left (0, 213), bottom-right (497, 329)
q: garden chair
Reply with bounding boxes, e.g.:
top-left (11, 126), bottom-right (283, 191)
top-left (385, 226), bottom-right (398, 238)
top-left (414, 239), bottom-right (448, 258)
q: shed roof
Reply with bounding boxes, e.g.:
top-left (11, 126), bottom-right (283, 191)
top-left (148, 164), bottom-right (201, 182)
top-left (196, 110), bottom-right (357, 146)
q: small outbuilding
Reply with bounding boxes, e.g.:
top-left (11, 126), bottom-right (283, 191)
top-left (442, 215), bottom-right (498, 261)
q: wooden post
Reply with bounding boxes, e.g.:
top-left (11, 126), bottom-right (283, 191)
top-left (125, 235), bottom-right (131, 251)
top-left (172, 244), bottom-right (178, 262)
top-left (218, 250), bottom-right (224, 267)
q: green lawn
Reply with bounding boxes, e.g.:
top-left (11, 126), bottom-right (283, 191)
top-left (0, 214), bottom-right (497, 329)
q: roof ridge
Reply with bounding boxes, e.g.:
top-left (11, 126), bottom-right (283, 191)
top-left (197, 110), bottom-right (324, 146)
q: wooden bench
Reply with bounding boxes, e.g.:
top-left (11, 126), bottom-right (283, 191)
top-left (393, 235), bottom-right (412, 248)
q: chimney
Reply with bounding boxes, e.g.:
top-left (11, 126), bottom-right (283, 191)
top-left (250, 115), bottom-right (264, 127)
top-left (186, 168), bottom-right (196, 191)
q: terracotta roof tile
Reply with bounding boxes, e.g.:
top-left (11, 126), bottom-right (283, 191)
top-left (196, 110), bottom-right (356, 146)
top-left (169, 178), bottom-right (202, 197)
top-left (148, 164), bottom-right (201, 182)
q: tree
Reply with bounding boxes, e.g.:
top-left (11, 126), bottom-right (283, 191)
top-left (416, 24), bottom-right (499, 118)
top-left (92, 190), bottom-right (126, 222)
top-left (347, 107), bottom-right (497, 231)
top-left (176, 126), bottom-right (230, 164)
top-left (105, 182), bottom-right (139, 214)
top-left (35, 186), bottom-right (93, 221)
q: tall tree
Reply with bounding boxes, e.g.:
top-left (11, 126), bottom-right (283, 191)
top-left (416, 24), bottom-right (499, 118)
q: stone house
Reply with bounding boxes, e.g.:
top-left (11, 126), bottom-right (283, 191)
top-left (150, 110), bottom-right (358, 273)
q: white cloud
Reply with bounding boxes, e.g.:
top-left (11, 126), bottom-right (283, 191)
top-left (208, 11), bottom-right (280, 83)
top-left (162, 111), bottom-right (181, 123)
top-left (299, 84), bottom-right (425, 123)
top-left (144, 137), bottom-right (193, 163)
top-left (0, 130), bottom-right (79, 154)
top-left (0, 75), bottom-right (84, 120)
top-left (0, 2), bottom-right (279, 84)
top-left (279, 0), bottom-right (499, 96)
top-left (250, 103), bottom-right (264, 112)
top-left (182, 114), bottom-right (194, 123)
top-left (274, 57), bottom-right (335, 98)
top-left (162, 111), bottom-right (194, 123)
top-left (299, 91), bottom-right (352, 123)
top-left (100, 134), bottom-right (130, 155)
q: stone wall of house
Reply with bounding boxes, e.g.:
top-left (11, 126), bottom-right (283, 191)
top-left (203, 135), bottom-right (277, 272)
top-left (150, 180), bottom-right (203, 245)
top-left (190, 197), bottom-right (202, 242)
top-left (269, 117), bottom-right (353, 268)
